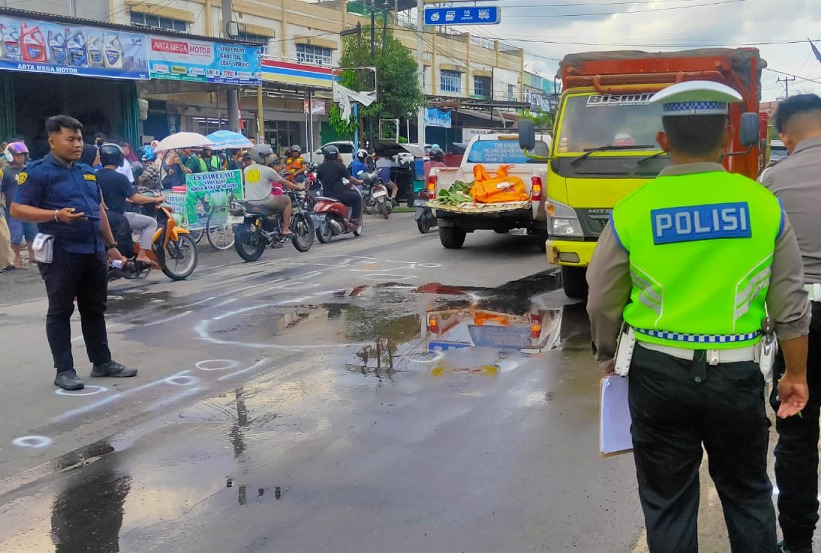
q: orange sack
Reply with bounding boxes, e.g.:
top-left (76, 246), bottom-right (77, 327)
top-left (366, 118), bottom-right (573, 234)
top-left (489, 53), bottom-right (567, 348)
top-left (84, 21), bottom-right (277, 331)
top-left (470, 164), bottom-right (529, 203)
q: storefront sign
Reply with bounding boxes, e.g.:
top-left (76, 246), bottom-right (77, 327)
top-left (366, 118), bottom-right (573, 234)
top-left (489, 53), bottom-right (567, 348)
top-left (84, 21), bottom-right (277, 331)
top-left (0, 14), bottom-right (149, 79)
top-left (424, 108), bottom-right (452, 129)
top-left (303, 99), bottom-right (326, 115)
top-left (184, 170), bottom-right (244, 230)
top-left (149, 37), bottom-right (262, 85)
top-left (262, 58), bottom-right (334, 88)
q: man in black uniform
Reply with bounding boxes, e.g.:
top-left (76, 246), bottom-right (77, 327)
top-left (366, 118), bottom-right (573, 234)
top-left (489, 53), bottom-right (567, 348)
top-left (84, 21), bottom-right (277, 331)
top-left (10, 115), bottom-right (137, 391)
top-left (316, 145), bottom-right (362, 226)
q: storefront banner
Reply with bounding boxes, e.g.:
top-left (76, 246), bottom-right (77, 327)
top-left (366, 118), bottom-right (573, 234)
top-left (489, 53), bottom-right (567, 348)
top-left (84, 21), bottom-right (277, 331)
top-left (184, 170), bottom-right (244, 230)
top-left (262, 58), bottom-right (334, 88)
top-left (0, 15), bottom-right (149, 79)
top-left (149, 37), bottom-right (262, 85)
top-left (424, 108), bottom-right (452, 128)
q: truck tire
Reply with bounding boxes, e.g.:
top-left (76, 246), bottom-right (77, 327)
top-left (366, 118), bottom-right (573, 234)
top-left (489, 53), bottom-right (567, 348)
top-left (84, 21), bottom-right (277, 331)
top-left (561, 266), bottom-right (588, 300)
top-left (439, 225), bottom-right (466, 249)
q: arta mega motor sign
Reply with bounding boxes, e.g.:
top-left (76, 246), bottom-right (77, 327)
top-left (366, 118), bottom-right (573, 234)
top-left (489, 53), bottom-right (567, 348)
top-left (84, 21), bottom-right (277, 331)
top-left (148, 36), bottom-right (261, 85)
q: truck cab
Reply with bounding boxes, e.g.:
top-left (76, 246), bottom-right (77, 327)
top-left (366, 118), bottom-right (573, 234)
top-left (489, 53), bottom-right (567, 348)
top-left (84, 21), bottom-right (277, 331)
top-left (523, 48), bottom-right (765, 298)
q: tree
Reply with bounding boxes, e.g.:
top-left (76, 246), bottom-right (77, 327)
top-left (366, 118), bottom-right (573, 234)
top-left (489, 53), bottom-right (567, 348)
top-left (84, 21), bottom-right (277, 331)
top-left (330, 20), bottom-right (424, 137)
top-left (520, 109), bottom-right (554, 130)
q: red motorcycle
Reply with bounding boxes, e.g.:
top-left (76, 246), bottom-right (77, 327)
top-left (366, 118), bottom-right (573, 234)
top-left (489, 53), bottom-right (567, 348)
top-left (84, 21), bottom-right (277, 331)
top-left (311, 181), bottom-right (364, 243)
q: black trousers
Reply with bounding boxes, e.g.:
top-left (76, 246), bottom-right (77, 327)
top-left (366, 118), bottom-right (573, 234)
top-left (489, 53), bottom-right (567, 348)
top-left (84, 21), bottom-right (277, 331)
top-left (629, 346), bottom-right (776, 553)
top-left (337, 189), bottom-right (362, 221)
top-left (770, 301), bottom-right (821, 549)
top-left (38, 250), bottom-right (112, 374)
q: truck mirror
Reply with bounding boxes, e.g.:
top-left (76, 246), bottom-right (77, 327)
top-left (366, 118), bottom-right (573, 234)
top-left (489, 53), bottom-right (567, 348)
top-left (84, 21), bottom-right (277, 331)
top-left (518, 119), bottom-right (536, 151)
top-left (739, 113), bottom-right (759, 147)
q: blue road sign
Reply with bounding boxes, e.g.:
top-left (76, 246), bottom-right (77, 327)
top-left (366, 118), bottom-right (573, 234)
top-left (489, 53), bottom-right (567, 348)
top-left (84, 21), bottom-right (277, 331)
top-left (424, 6), bottom-right (501, 25)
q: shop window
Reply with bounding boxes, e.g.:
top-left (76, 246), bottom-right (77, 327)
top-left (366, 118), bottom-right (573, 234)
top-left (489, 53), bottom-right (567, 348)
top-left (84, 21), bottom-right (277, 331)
top-left (130, 11), bottom-right (188, 32)
top-left (440, 70), bottom-right (461, 94)
top-left (296, 44), bottom-right (333, 67)
top-left (508, 84), bottom-right (516, 101)
top-left (473, 76), bottom-right (491, 99)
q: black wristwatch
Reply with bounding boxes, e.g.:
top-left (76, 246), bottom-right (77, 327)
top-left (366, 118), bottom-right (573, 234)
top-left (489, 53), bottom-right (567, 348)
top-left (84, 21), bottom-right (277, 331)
top-left (105, 243), bottom-right (118, 250)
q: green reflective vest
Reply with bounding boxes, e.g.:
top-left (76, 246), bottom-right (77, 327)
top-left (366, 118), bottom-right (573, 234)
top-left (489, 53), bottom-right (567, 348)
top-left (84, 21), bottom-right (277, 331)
top-left (611, 169), bottom-right (783, 349)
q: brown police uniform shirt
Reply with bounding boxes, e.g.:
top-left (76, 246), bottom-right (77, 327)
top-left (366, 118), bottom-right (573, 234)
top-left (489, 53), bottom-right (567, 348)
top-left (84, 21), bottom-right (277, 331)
top-left (760, 137), bottom-right (821, 285)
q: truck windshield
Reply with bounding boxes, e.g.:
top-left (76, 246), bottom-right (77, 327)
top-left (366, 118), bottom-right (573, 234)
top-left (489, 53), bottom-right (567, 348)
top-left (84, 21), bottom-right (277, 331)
top-left (466, 139), bottom-right (549, 164)
top-left (556, 94), bottom-right (663, 154)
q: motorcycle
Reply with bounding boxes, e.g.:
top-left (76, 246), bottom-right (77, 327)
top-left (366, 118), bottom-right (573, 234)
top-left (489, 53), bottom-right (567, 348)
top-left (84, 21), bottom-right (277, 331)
top-left (312, 181), bottom-right (364, 243)
top-left (108, 193), bottom-right (199, 281)
top-left (228, 190), bottom-right (315, 262)
top-left (414, 189), bottom-right (437, 234)
top-left (360, 171), bottom-right (392, 219)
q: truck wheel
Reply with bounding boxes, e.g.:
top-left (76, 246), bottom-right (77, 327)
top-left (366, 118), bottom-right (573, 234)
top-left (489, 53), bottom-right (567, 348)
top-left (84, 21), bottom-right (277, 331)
top-left (439, 226), bottom-right (466, 249)
top-left (561, 266), bottom-right (588, 300)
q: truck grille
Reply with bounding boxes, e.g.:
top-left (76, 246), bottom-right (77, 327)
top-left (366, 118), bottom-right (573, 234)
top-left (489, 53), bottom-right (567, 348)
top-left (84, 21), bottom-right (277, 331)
top-left (580, 209), bottom-right (612, 236)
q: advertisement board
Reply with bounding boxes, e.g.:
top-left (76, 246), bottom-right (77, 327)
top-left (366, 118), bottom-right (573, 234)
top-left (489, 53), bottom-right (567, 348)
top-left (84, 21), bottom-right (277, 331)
top-left (149, 36), bottom-right (262, 85)
top-left (0, 15), bottom-right (149, 79)
top-left (184, 170), bottom-right (244, 230)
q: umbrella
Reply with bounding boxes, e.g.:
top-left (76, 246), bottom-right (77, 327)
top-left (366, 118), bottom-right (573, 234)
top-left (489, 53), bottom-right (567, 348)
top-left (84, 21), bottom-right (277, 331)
top-left (154, 132), bottom-right (214, 152)
top-left (206, 130), bottom-right (253, 150)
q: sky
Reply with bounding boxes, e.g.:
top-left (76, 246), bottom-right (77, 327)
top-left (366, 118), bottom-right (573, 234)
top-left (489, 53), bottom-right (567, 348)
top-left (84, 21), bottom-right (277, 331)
top-left (444, 0), bottom-right (821, 101)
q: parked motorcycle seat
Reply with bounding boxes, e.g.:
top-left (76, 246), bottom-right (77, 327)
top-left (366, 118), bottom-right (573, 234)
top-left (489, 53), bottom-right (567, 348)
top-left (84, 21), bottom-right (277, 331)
top-left (239, 200), bottom-right (279, 216)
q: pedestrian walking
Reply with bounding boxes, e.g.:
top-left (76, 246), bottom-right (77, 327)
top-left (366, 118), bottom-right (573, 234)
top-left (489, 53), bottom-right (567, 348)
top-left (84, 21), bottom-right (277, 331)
top-left (759, 93), bottom-right (821, 553)
top-left (9, 115), bottom-right (138, 391)
top-left (2, 142), bottom-right (36, 268)
top-left (586, 81), bottom-right (811, 553)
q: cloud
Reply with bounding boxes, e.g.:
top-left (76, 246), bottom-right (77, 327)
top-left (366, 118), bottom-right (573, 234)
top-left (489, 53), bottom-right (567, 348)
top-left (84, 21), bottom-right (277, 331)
top-left (454, 0), bottom-right (821, 100)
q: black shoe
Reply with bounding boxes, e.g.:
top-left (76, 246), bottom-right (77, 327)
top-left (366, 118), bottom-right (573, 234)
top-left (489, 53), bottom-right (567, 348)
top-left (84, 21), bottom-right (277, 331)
top-left (778, 540), bottom-right (813, 553)
top-left (55, 371), bottom-right (85, 391)
top-left (91, 361), bottom-right (138, 378)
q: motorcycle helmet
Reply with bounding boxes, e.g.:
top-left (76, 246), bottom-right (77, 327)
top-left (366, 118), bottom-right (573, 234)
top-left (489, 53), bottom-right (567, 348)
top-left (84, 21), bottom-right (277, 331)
top-left (130, 161), bottom-right (144, 181)
top-left (355, 149), bottom-right (369, 161)
top-left (430, 147), bottom-right (445, 162)
top-left (290, 145), bottom-right (302, 154)
top-left (99, 143), bottom-right (124, 167)
top-left (141, 145), bottom-right (156, 162)
top-left (249, 143), bottom-right (274, 164)
top-left (322, 144), bottom-right (340, 161)
top-left (3, 141), bottom-right (28, 164)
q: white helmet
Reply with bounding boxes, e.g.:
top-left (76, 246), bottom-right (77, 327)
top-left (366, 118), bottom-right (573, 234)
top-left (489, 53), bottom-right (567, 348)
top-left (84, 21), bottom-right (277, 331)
top-left (249, 143), bottom-right (274, 164)
top-left (356, 149), bottom-right (369, 161)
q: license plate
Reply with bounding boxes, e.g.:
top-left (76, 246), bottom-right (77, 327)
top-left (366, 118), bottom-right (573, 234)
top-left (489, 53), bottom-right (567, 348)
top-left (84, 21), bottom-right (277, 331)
top-left (311, 214), bottom-right (325, 224)
top-left (413, 199), bottom-right (427, 207)
top-left (373, 190), bottom-right (387, 198)
top-left (226, 215), bottom-right (244, 225)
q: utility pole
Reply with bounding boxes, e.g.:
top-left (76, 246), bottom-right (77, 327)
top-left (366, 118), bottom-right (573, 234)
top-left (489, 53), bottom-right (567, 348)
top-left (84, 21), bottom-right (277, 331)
top-left (222, 0), bottom-right (241, 132)
top-left (416, 0), bottom-right (425, 147)
top-left (777, 75), bottom-right (796, 98)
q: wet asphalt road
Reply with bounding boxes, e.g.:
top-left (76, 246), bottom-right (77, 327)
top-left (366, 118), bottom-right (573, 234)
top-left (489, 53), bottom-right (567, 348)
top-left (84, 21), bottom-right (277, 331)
top-left (0, 213), bottom-right (756, 552)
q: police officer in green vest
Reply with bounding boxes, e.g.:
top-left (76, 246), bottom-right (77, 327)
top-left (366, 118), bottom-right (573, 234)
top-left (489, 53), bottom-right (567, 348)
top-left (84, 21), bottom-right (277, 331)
top-left (587, 81), bottom-right (811, 553)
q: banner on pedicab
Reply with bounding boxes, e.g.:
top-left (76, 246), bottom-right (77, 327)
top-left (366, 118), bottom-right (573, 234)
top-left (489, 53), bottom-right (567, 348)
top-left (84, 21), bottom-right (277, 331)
top-left (184, 170), bottom-right (244, 230)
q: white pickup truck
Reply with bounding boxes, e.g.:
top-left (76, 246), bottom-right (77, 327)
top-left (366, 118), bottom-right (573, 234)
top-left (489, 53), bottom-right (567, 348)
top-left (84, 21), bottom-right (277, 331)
top-left (427, 133), bottom-right (550, 249)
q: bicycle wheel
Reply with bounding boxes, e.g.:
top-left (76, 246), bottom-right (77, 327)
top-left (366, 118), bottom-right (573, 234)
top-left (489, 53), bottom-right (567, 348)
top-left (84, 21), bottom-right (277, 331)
top-left (189, 228), bottom-right (205, 243)
top-left (206, 205), bottom-right (235, 250)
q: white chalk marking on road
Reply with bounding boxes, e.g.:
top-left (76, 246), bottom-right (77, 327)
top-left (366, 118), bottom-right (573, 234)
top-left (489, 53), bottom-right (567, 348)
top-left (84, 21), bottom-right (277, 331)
top-left (55, 385), bottom-right (108, 397)
top-left (144, 387), bottom-right (201, 412)
top-left (142, 310), bottom-right (192, 326)
top-left (218, 358), bottom-right (272, 381)
top-left (52, 370), bottom-right (194, 422)
top-left (196, 359), bottom-right (240, 371)
top-left (12, 435), bottom-right (52, 448)
top-left (277, 280), bottom-right (320, 290)
top-left (185, 296), bottom-right (218, 308)
top-left (279, 296), bottom-right (315, 304)
top-left (164, 374), bottom-right (200, 386)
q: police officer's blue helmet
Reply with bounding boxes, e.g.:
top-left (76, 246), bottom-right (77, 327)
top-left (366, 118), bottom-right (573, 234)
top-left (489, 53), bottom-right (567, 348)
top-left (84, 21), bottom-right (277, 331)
top-left (99, 143), bottom-right (124, 167)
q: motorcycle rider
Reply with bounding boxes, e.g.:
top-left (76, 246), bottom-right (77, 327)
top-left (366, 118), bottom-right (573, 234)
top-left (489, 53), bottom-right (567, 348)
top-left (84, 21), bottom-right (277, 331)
top-left (374, 152), bottom-right (399, 204)
top-left (317, 144), bottom-right (363, 227)
top-left (97, 143), bottom-right (164, 264)
top-left (285, 145), bottom-right (307, 183)
top-left (243, 144), bottom-right (303, 236)
top-left (424, 146), bottom-right (447, 181)
top-left (351, 149), bottom-right (370, 179)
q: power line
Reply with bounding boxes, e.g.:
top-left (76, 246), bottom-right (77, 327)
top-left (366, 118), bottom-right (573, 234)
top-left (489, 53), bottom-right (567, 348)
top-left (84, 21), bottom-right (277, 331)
top-left (496, 0), bottom-right (745, 18)
top-left (765, 68), bottom-right (821, 87)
